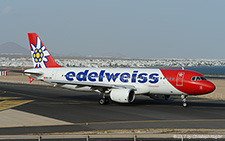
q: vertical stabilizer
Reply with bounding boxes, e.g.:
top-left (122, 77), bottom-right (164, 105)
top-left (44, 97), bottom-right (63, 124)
top-left (28, 33), bottom-right (61, 68)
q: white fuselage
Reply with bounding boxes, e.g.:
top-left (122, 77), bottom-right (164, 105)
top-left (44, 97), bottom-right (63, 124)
top-left (26, 67), bottom-right (183, 95)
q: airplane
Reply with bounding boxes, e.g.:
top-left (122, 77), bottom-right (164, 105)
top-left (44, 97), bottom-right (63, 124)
top-left (24, 33), bottom-right (216, 108)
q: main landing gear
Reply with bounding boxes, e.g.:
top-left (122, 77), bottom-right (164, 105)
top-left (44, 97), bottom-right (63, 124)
top-left (181, 95), bottom-right (188, 108)
top-left (99, 94), bottom-right (110, 105)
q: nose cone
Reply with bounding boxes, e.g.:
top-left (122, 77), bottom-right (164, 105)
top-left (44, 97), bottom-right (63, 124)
top-left (203, 81), bottom-right (216, 94)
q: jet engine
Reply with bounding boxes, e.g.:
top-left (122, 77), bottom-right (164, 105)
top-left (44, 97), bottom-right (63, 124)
top-left (110, 89), bottom-right (135, 103)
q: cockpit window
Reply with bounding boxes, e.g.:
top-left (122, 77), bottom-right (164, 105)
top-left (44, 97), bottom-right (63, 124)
top-left (196, 77), bottom-right (201, 81)
top-left (200, 77), bottom-right (207, 80)
top-left (191, 76), bottom-right (207, 81)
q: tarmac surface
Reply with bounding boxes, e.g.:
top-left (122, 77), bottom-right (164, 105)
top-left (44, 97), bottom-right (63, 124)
top-left (0, 82), bottom-right (225, 135)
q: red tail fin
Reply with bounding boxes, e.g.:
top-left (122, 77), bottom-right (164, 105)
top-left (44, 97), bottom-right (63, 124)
top-left (28, 33), bottom-right (61, 68)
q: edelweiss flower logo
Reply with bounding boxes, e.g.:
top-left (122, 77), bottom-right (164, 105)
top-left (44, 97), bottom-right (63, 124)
top-left (30, 37), bottom-right (50, 68)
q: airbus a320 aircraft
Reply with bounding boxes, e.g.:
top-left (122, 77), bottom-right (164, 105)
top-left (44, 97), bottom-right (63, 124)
top-left (25, 33), bottom-right (216, 107)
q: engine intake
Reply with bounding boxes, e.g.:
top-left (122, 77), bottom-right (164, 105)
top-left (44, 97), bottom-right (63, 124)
top-left (110, 89), bottom-right (135, 103)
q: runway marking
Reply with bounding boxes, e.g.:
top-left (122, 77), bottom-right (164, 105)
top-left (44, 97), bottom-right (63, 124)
top-left (189, 99), bottom-right (215, 102)
top-left (5, 90), bottom-right (95, 104)
top-left (143, 104), bottom-right (225, 109)
top-left (1, 86), bottom-right (224, 107)
top-left (0, 100), bottom-right (34, 111)
top-left (34, 102), bottom-right (81, 105)
top-left (0, 97), bottom-right (22, 100)
top-left (0, 91), bottom-right (7, 95)
top-left (1, 90), bottom-right (224, 108)
top-left (3, 90), bottom-right (224, 107)
top-left (71, 119), bottom-right (225, 126)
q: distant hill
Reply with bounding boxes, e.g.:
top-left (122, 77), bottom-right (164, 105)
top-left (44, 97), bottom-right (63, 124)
top-left (0, 42), bottom-right (30, 55)
top-left (0, 42), bottom-right (127, 59)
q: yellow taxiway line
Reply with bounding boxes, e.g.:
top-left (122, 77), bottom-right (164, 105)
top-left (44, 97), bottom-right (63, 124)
top-left (71, 118), bottom-right (225, 126)
top-left (0, 100), bottom-right (34, 111)
top-left (0, 97), bottom-right (22, 100)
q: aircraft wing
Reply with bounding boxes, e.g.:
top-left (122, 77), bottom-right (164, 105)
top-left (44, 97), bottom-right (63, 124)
top-left (43, 79), bottom-right (136, 90)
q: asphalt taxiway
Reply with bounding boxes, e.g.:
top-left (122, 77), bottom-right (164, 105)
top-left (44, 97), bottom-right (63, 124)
top-left (0, 82), bottom-right (225, 135)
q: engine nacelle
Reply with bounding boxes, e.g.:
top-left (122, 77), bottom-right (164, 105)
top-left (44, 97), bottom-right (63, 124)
top-left (110, 89), bottom-right (135, 103)
top-left (149, 94), bottom-right (170, 101)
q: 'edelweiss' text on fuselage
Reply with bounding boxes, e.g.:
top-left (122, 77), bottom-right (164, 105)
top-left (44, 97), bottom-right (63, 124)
top-left (65, 70), bottom-right (159, 84)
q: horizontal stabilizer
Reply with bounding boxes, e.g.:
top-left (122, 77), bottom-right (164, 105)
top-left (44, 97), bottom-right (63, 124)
top-left (24, 69), bottom-right (43, 75)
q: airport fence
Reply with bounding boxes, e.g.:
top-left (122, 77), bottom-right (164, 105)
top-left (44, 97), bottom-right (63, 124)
top-left (0, 134), bottom-right (224, 141)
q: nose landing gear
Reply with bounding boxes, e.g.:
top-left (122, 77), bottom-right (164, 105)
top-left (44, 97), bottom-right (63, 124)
top-left (181, 95), bottom-right (188, 108)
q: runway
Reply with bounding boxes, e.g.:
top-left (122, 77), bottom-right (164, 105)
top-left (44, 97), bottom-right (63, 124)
top-left (0, 82), bottom-right (225, 135)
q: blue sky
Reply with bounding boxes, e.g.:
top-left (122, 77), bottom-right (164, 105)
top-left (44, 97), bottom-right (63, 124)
top-left (0, 0), bottom-right (225, 59)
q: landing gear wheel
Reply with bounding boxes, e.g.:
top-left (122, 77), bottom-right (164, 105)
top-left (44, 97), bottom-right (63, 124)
top-left (181, 95), bottom-right (188, 108)
top-left (182, 98), bottom-right (187, 103)
top-left (99, 98), bottom-right (106, 105)
top-left (99, 97), bottom-right (109, 105)
top-left (183, 102), bottom-right (188, 108)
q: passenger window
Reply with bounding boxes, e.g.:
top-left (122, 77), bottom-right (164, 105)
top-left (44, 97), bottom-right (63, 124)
top-left (191, 77), bottom-right (196, 81)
